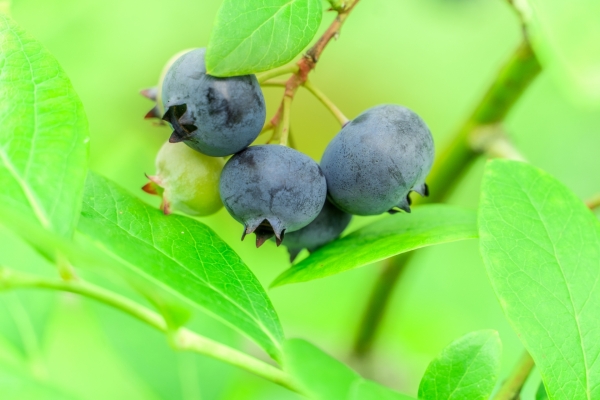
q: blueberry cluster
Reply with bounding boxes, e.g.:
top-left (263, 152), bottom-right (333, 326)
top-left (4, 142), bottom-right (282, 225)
top-left (143, 49), bottom-right (434, 260)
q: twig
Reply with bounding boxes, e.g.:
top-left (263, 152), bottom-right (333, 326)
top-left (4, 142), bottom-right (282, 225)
top-left (257, 64), bottom-right (299, 84)
top-left (492, 351), bottom-right (535, 400)
top-left (0, 268), bottom-right (301, 393)
top-left (352, 39), bottom-right (542, 359)
top-left (267, 0), bottom-right (361, 145)
top-left (469, 124), bottom-right (526, 161)
top-left (586, 194), bottom-right (600, 211)
top-left (259, 120), bottom-right (275, 136)
top-left (260, 80), bottom-right (287, 88)
top-left (277, 97), bottom-right (292, 146)
top-left (505, 0), bottom-right (530, 39)
top-left (303, 80), bottom-right (349, 126)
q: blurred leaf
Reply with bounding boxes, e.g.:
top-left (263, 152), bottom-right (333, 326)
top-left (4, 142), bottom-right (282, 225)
top-left (0, 311), bottom-right (80, 399)
top-left (43, 298), bottom-right (160, 400)
top-left (84, 288), bottom-right (236, 400)
top-left (348, 380), bottom-right (414, 400)
top-left (418, 330), bottom-right (501, 400)
top-left (283, 339), bottom-right (413, 400)
top-left (0, 14), bottom-right (88, 238)
top-left (479, 160), bottom-right (600, 399)
top-left (0, 363), bottom-right (81, 399)
top-left (206, 0), bottom-right (322, 76)
top-left (78, 172), bottom-right (284, 359)
top-left (524, 0), bottom-right (600, 103)
top-left (284, 339), bottom-right (358, 399)
top-left (272, 205), bottom-right (478, 287)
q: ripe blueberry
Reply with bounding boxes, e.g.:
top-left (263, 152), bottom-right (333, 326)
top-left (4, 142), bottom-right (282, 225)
top-left (320, 104), bottom-right (434, 215)
top-left (282, 199), bottom-right (352, 262)
top-left (161, 48), bottom-right (266, 157)
top-left (219, 145), bottom-right (327, 247)
top-left (143, 141), bottom-right (224, 216)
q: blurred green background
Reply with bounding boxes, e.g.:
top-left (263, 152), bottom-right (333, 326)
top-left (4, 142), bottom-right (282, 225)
top-left (1, 0), bottom-right (599, 398)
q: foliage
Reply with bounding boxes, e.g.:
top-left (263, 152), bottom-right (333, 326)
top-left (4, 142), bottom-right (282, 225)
top-left (0, 0), bottom-right (599, 399)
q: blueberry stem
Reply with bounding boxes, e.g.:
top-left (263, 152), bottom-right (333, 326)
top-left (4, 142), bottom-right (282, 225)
top-left (259, 120), bottom-right (275, 136)
top-left (261, 0), bottom-right (361, 146)
top-left (272, 96), bottom-right (292, 146)
top-left (0, 267), bottom-right (302, 394)
top-left (303, 80), bottom-right (349, 126)
top-left (257, 64), bottom-right (300, 84)
top-left (260, 80), bottom-right (287, 87)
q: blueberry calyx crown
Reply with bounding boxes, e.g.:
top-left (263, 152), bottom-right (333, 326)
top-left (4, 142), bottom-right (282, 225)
top-left (162, 104), bottom-right (198, 143)
top-left (242, 218), bottom-right (286, 248)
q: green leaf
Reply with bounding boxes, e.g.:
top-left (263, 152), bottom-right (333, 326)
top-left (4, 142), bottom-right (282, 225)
top-left (418, 330), bottom-right (502, 400)
top-left (272, 205), bottom-right (478, 287)
top-left (479, 160), bottom-right (600, 400)
top-left (284, 339), bottom-right (358, 399)
top-left (284, 339), bottom-right (414, 400)
top-left (0, 14), bottom-right (88, 238)
top-left (206, 0), bottom-right (323, 76)
top-left (524, 0), bottom-right (600, 103)
top-left (348, 380), bottom-right (414, 400)
top-left (77, 172), bottom-right (284, 359)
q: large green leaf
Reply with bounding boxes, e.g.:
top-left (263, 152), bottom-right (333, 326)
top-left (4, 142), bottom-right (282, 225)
top-left (0, 14), bottom-right (88, 238)
top-left (283, 339), bottom-right (413, 400)
top-left (418, 330), bottom-right (501, 400)
top-left (272, 205), bottom-right (478, 287)
top-left (77, 172), bottom-right (284, 359)
top-left (523, 0), bottom-right (600, 103)
top-left (206, 0), bottom-right (322, 76)
top-left (479, 160), bottom-right (600, 399)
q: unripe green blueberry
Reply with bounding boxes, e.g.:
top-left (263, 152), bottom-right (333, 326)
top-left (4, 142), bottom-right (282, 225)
top-left (143, 141), bottom-right (224, 216)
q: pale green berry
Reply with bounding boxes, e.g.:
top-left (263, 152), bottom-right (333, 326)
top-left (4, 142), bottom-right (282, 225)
top-left (143, 141), bottom-right (224, 216)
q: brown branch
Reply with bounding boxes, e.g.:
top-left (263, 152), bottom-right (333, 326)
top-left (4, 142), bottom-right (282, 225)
top-left (268, 0), bottom-right (361, 144)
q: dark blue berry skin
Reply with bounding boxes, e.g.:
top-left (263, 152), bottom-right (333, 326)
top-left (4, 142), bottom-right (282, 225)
top-left (321, 104), bottom-right (434, 215)
top-left (283, 199), bottom-right (352, 262)
top-left (161, 48), bottom-right (266, 157)
top-left (219, 145), bottom-right (327, 247)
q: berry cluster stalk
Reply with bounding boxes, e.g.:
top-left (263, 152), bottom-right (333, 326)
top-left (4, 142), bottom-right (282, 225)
top-left (0, 268), bottom-right (303, 394)
top-left (262, 0), bottom-right (361, 144)
top-left (353, 37), bottom-right (542, 359)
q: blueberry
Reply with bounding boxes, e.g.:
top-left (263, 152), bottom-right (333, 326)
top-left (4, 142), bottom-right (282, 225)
top-left (321, 104), bottom-right (434, 215)
top-left (282, 199), bottom-right (352, 262)
top-left (161, 48), bottom-right (266, 157)
top-left (143, 141), bottom-right (224, 216)
top-left (219, 145), bottom-right (327, 247)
